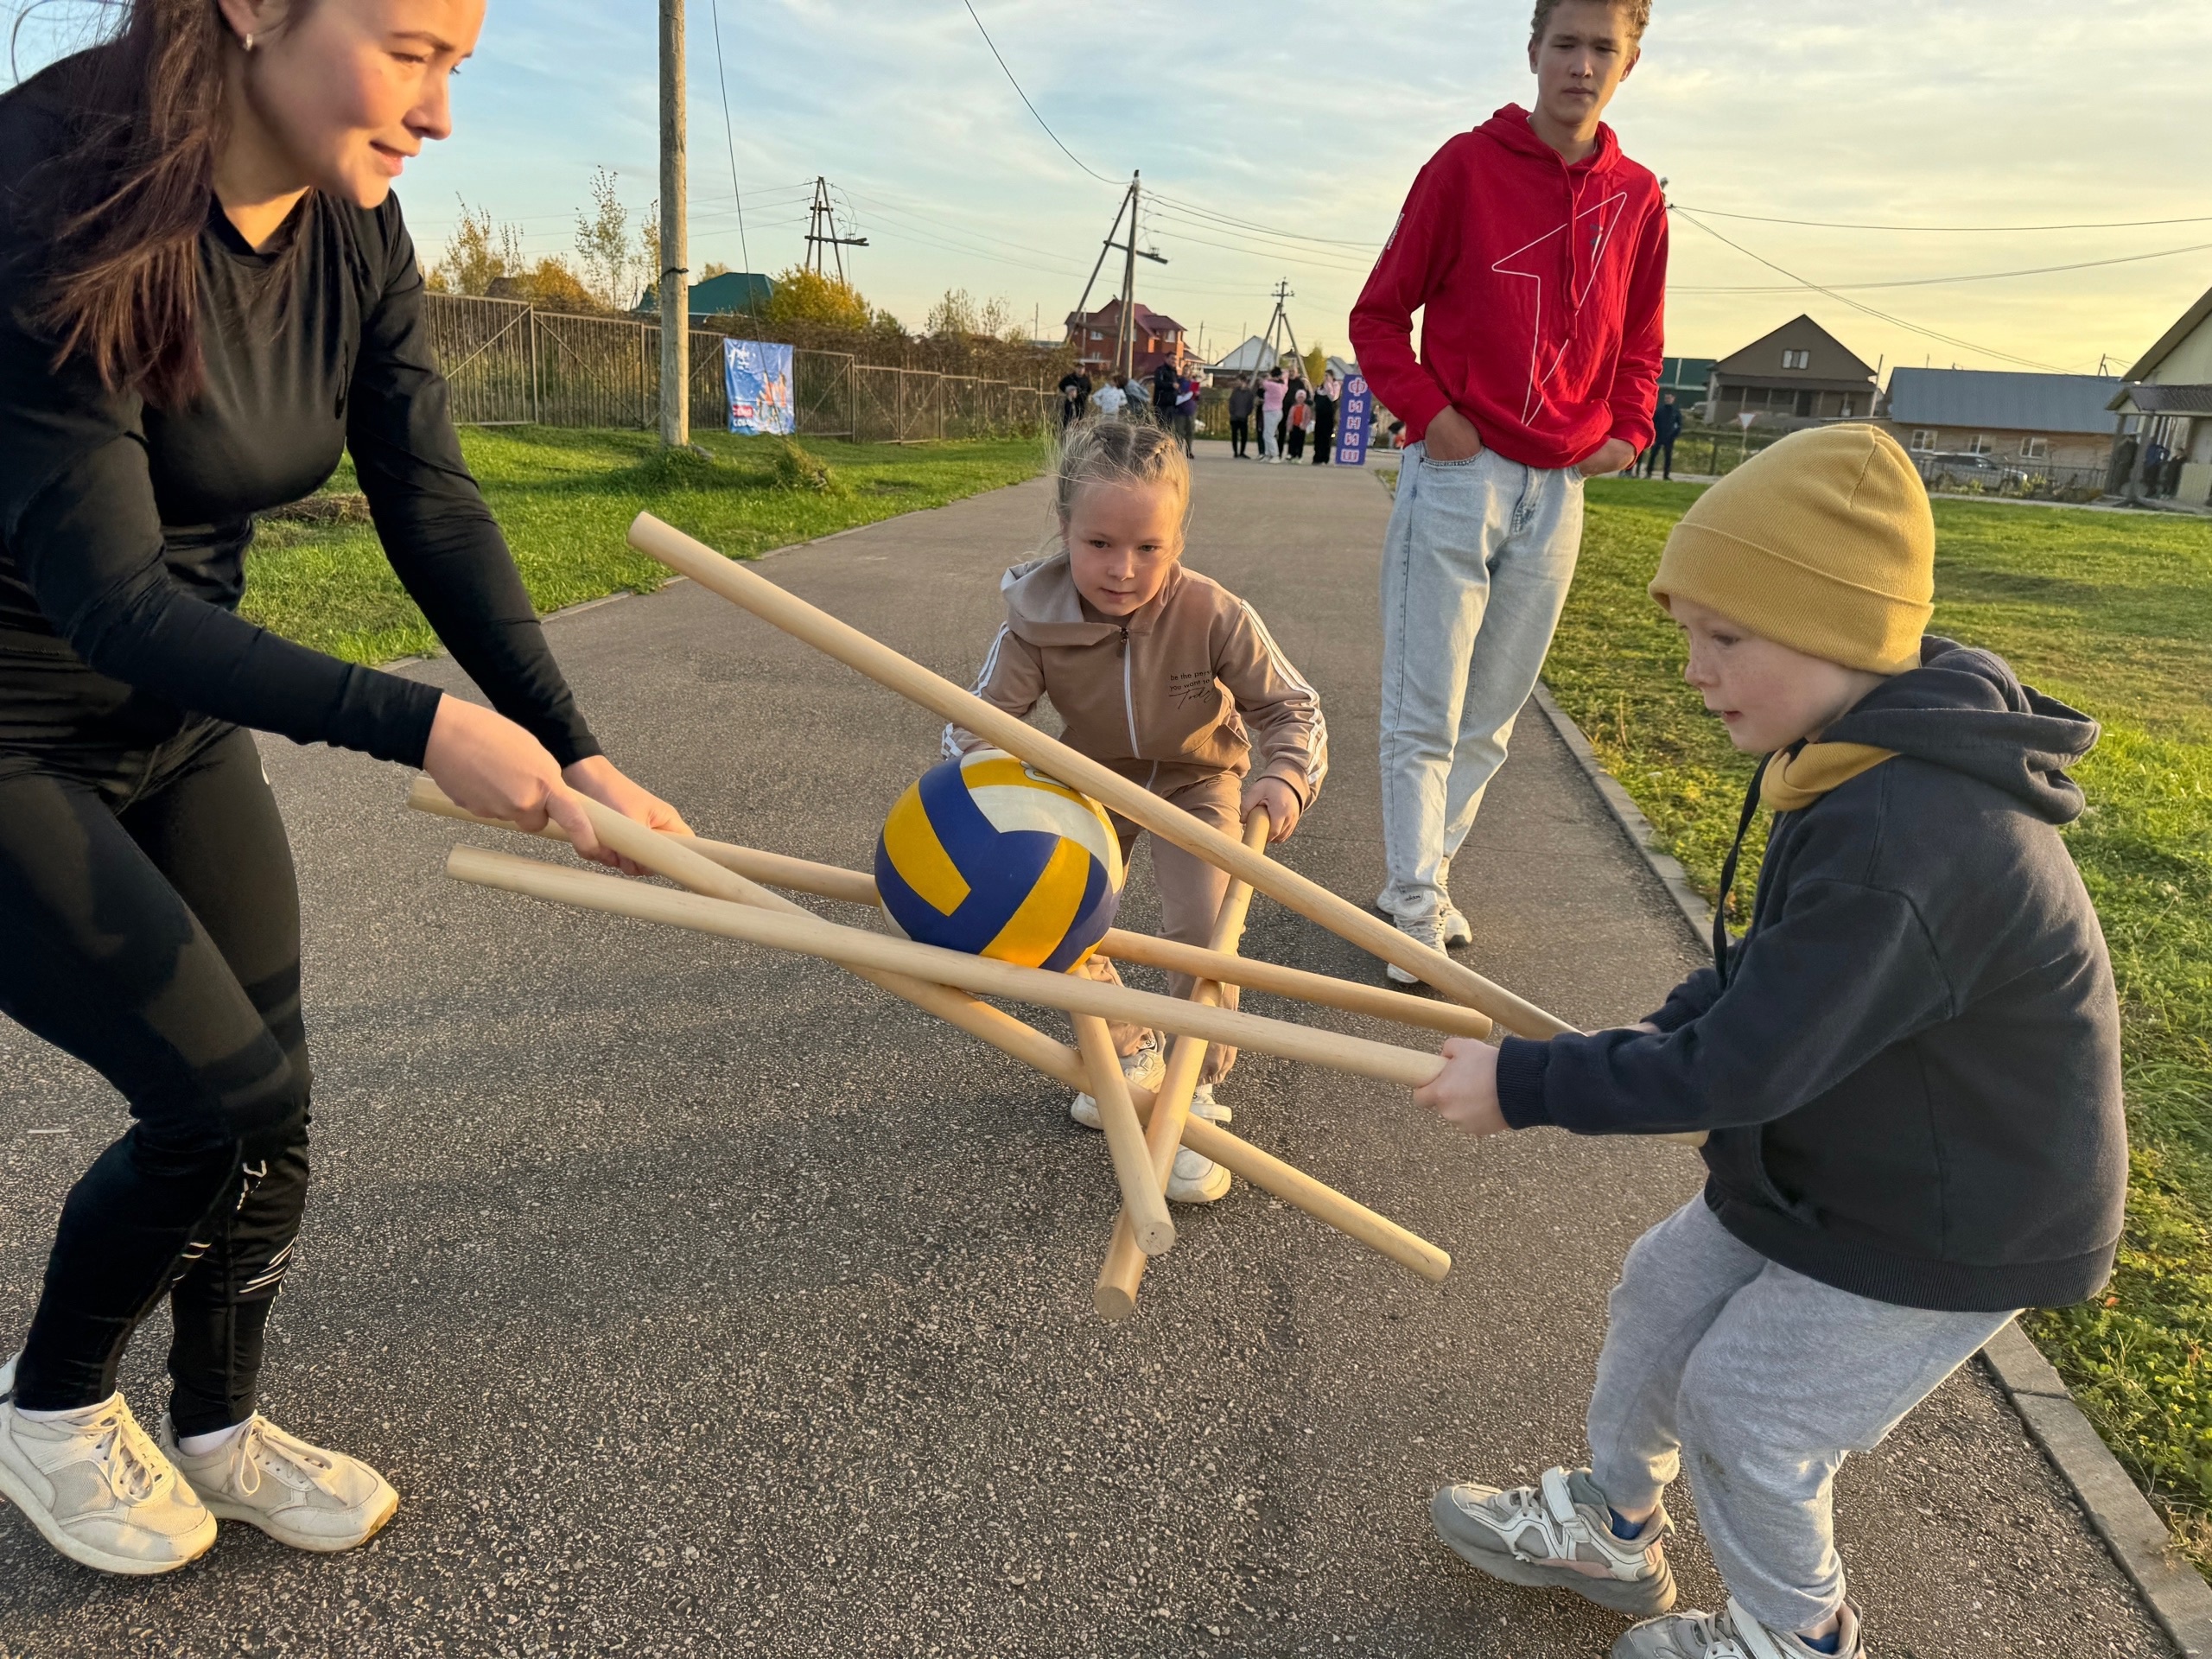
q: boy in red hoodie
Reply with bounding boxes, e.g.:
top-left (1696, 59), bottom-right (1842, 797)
top-left (1351, 0), bottom-right (1665, 977)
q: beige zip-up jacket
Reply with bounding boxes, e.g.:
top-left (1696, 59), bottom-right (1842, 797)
top-left (943, 552), bottom-right (1328, 806)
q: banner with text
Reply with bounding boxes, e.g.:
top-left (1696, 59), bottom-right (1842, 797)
top-left (725, 339), bottom-right (796, 435)
top-left (1333, 375), bottom-right (1375, 466)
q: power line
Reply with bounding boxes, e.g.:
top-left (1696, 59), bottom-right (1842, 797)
top-left (958, 0), bottom-right (1117, 187)
top-left (708, 0), bottom-right (749, 273)
top-left (1149, 190), bottom-right (1379, 249)
top-left (1671, 202), bottom-right (2212, 234)
top-left (1668, 238), bottom-right (2212, 294)
top-left (1669, 207), bottom-right (2075, 374)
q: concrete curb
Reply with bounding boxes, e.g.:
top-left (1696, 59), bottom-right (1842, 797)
top-left (1531, 680), bottom-right (2212, 1657)
top-left (1983, 1322), bottom-right (2212, 1656)
top-left (1529, 683), bottom-right (1713, 950)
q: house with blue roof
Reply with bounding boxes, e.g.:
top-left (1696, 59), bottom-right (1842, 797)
top-left (1877, 367), bottom-right (2122, 478)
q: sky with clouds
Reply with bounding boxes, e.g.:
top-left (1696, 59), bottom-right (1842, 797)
top-left (11, 1), bottom-right (2210, 378)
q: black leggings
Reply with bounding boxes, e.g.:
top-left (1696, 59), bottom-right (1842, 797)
top-left (0, 720), bottom-right (310, 1434)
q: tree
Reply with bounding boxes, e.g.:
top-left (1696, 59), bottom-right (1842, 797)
top-left (574, 166), bottom-right (647, 309)
top-left (760, 265), bottom-right (880, 331)
top-left (1303, 343), bottom-right (1326, 385)
top-left (925, 289), bottom-right (1016, 340)
top-left (430, 197), bottom-right (524, 296)
top-left (503, 257), bottom-right (595, 311)
top-left (702, 261), bottom-right (733, 280)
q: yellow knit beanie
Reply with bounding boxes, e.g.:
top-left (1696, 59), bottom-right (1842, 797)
top-left (1649, 423), bottom-right (1934, 675)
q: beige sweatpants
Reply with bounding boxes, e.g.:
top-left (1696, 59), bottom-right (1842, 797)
top-left (1077, 772), bottom-right (1245, 1085)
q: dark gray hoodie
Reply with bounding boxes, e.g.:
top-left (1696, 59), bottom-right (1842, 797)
top-left (1497, 640), bottom-right (2126, 1312)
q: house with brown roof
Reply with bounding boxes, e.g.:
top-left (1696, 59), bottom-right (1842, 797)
top-left (1063, 299), bottom-right (1188, 379)
top-left (2107, 281), bottom-right (2212, 505)
top-left (1704, 315), bottom-right (1878, 428)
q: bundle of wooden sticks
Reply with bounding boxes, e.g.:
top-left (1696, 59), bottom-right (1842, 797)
top-left (416, 512), bottom-right (1695, 1322)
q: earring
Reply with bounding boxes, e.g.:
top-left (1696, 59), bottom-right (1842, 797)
top-left (243, 31), bottom-right (255, 50)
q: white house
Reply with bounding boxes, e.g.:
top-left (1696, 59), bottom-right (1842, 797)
top-left (2110, 282), bottom-right (2212, 505)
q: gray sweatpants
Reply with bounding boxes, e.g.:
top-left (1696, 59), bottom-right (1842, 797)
top-left (1587, 1198), bottom-right (2015, 1633)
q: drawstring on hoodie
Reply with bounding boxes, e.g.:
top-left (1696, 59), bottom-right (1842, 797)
top-left (1711, 753), bottom-right (1777, 988)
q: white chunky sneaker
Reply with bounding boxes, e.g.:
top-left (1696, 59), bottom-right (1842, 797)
top-left (1615, 1596), bottom-right (1862, 1659)
top-left (1166, 1144), bottom-right (1231, 1204)
top-left (1188, 1081), bottom-right (1230, 1126)
top-left (1431, 1465), bottom-right (1675, 1616)
top-left (1440, 901), bottom-right (1473, 948)
top-left (1385, 912), bottom-right (1450, 986)
top-left (1165, 1081), bottom-right (1235, 1203)
top-left (1070, 1035), bottom-right (1166, 1128)
top-left (161, 1413), bottom-right (398, 1553)
top-left (0, 1354), bottom-right (216, 1575)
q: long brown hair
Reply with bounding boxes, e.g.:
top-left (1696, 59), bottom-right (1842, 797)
top-left (25, 0), bottom-right (243, 406)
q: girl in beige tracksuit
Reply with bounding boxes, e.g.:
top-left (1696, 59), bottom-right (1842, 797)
top-left (944, 421), bottom-right (1327, 1199)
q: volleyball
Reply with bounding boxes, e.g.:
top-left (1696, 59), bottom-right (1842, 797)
top-left (875, 749), bottom-right (1123, 972)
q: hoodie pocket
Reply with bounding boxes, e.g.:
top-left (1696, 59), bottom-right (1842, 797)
top-left (1705, 1125), bottom-right (1816, 1224)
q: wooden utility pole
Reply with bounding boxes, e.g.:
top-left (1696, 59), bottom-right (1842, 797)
top-left (802, 179), bottom-right (869, 283)
top-left (658, 0), bottom-right (689, 447)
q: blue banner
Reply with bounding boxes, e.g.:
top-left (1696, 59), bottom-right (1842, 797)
top-left (724, 339), bottom-right (795, 435)
top-left (1334, 374), bottom-right (1375, 466)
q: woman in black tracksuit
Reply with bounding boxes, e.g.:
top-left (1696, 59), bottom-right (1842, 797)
top-left (0, 2), bottom-right (681, 1573)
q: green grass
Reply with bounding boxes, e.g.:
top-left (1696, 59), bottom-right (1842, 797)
top-left (241, 426), bottom-right (1048, 664)
top-left (1551, 479), bottom-right (2212, 1570)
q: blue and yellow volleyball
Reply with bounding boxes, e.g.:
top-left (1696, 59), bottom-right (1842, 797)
top-left (875, 749), bottom-right (1123, 972)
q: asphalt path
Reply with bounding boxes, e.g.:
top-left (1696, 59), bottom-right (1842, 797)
top-left (0, 443), bottom-right (2171, 1656)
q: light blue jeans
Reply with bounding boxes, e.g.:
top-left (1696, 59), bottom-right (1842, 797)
top-left (1588, 1198), bottom-right (2015, 1632)
top-left (1376, 442), bottom-right (1585, 921)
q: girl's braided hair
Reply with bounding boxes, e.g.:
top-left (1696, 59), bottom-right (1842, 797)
top-left (1051, 417), bottom-right (1191, 531)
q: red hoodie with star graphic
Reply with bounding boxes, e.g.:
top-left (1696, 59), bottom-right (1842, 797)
top-left (1350, 105), bottom-right (1668, 468)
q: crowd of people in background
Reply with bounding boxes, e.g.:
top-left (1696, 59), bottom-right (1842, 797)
top-left (1058, 359), bottom-right (1351, 467)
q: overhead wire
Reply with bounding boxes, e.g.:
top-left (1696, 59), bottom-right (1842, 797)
top-left (708, 0), bottom-right (750, 272)
top-left (1669, 207), bottom-right (2076, 374)
top-left (958, 0), bottom-right (1118, 187)
top-left (1667, 238), bottom-right (2212, 293)
top-left (1669, 203), bottom-right (2212, 234)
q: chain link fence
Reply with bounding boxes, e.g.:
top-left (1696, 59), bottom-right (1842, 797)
top-left (423, 294), bottom-right (1053, 442)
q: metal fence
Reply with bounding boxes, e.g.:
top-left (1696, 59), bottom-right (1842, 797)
top-left (422, 293), bottom-right (1054, 442)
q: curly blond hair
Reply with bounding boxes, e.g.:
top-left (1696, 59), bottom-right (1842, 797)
top-left (1051, 417), bottom-right (1191, 531)
top-left (1531, 0), bottom-right (1652, 42)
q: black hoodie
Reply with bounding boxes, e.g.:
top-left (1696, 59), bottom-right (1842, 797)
top-left (1497, 640), bottom-right (2126, 1312)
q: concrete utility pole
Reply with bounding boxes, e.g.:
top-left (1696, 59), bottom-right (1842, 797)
top-left (1116, 171), bottom-right (1141, 380)
top-left (658, 0), bottom-right (688, 447)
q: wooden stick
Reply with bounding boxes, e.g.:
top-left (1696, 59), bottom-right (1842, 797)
top-left (1096, 811), bottom-right (1269, 1321)
top-left (434, 823), bottom-right (1454, 1281)
top-left (534, 803), bottom-right (1445, 1275)
top-left (1105, 933), bottom-right (1491, 1040)
top-left (1073, 1016), bottom-right (1176, 1258)
top-left (409, 775), bottom-right (879, 905)
top-left (625, 512), bottom-right (1571, 1037)
top-left (410, 776), bottom-right (1494, 1039)
top-left (448, 844), bottom-right (1452, 1089)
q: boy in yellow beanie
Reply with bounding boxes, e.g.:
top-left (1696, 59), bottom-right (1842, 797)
top-left (1410, 425), bottom-right (2126, 1658)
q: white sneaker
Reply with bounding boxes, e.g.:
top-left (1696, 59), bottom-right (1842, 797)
top-left (0, 1354), bottom-right (216, 1575)
top-left (1070, 1035), bottom-right (1166, 1128)
top-left (1614, 1596), bottom-right (1862, 1659)
top-left (1431, 1465), bottom-right (1675, 1616)
top-left (1166, 1083), bottom-right (1236, 1202)
top-left (1166, 1144), bottom-right (1232, 1203)
top-left (1188, 1081), bottom-right (1231, 1125)
top-left (1440, 901), bottom-right (1473, 948)
top-left (1384, 912), bottom-right (1451, 986)
top-left (161, 1413), bottom-right (398, 1553)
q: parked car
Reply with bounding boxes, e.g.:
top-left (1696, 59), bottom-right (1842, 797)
top-left (1917, 451), bottom-right (2029, 491)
